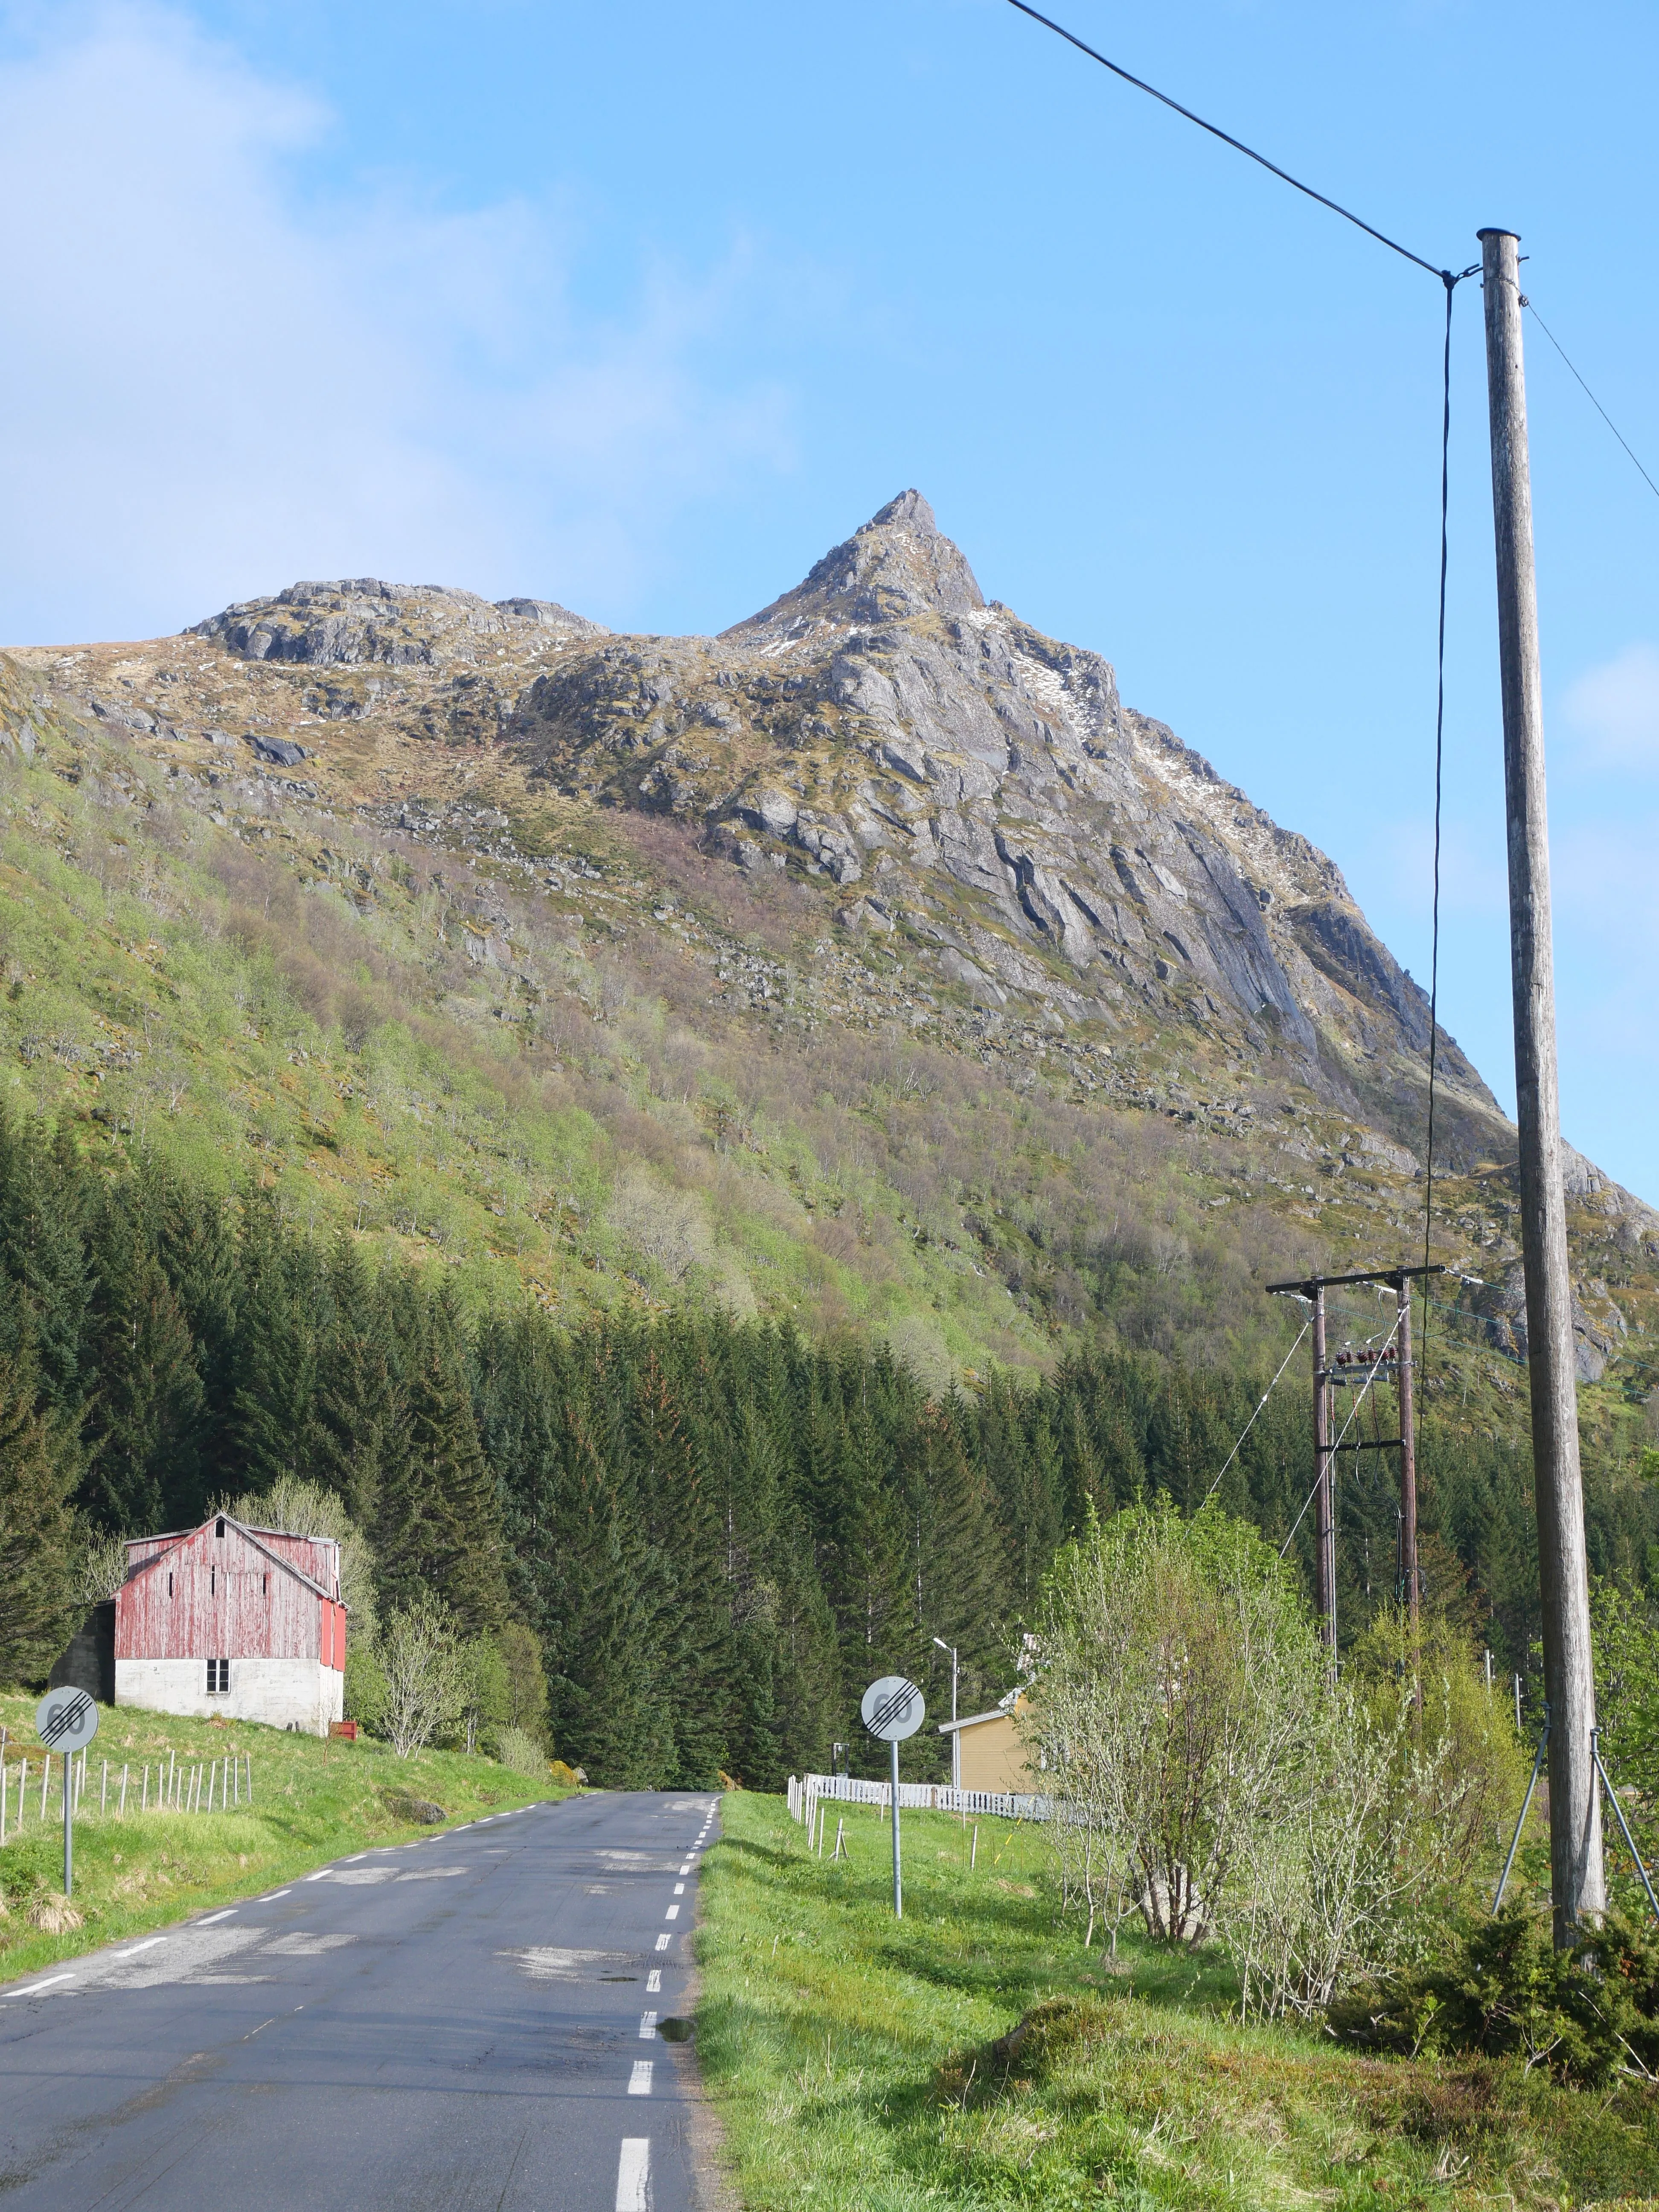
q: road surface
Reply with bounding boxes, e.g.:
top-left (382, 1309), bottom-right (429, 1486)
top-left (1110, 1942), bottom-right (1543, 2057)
top-left (0, 1788), bottom-right (719, 2210)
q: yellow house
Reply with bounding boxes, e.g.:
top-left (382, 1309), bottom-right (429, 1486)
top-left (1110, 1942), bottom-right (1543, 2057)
top-left (938, 1693), bottom-right (1033, 1793)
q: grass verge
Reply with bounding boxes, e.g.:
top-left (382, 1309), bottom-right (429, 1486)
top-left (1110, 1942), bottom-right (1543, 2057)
top-left (696, 1790), bottom-right (1659, 2210)
top-left (0, 1691), bottom-right (572, 1984)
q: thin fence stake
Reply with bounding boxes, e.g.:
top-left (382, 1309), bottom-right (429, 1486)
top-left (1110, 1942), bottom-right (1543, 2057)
top-left (141, 1763), bottom-right (149, 1813)
top-left (120, 1765), bottom-right (128, 1816)
top-left (40, 1754), bottom-right (50, 1818)
top-left (101, 1759), bottom-right (108, 1814)
top-left (971, 1824), bottom-right (979, 1871)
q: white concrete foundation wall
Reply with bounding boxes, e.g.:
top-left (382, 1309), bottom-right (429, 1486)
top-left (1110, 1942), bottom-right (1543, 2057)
top-left (116, 1659), bottom-right (344, 1738)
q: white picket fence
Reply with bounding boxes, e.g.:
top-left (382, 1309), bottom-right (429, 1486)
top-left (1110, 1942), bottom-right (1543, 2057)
top-left (788, 1772), bottom-right (1051, 1826)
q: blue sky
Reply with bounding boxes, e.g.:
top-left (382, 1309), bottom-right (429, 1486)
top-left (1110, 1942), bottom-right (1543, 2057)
top-left (1, 1), bottom-right (1655, 1200)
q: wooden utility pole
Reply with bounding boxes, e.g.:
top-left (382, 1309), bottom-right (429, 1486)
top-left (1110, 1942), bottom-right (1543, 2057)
top-left (1269, 1264), bottom-right (1442, 1680)
top-left (1311, 1284), bottom-right (1334, 1667)
top-left (1477, 226), bottom-right (1605, 1940)
top-left (1395, 1279), bottom-right (1419, 1633)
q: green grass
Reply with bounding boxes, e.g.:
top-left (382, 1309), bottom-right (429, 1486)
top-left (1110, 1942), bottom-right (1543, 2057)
top-left (695, 1790), bottom-right (1659, 2211)
top-left (0, 1691), bottom-right (571, 1985)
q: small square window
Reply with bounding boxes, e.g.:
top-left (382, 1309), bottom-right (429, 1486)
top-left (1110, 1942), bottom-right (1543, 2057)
top-left (207, 1658), bottom-right (230, 1695)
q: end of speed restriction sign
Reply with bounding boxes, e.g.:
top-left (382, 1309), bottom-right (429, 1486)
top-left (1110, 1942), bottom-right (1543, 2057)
top-left (36, 1687), bottom-right (99, 1754)
top-left (861, 1675), bottom-right (924, 1742)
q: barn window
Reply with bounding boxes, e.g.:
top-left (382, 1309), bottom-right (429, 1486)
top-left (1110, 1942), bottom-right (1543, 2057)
top-left (210, 1568), bottom-right (216, 1595)
top-left (207, 1659), bottom-right (230, 1694)
top-left (168, 1572), bottom-right (174, 1596)
top-left (215, 1517), bottom-right (226, 1538)
top-left (263, 1573), bottom-right (269, 1594)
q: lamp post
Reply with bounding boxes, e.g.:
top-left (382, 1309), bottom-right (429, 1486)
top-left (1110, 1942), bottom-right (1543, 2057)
top-left (932, 1637), bottom-right (959, 1791)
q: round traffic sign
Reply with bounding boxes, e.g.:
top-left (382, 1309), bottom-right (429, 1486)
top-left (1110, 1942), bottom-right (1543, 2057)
top-left (861, 1675), bottom-right (924, 1742)
top-left (36, 1687), bottom-right (99, 1754)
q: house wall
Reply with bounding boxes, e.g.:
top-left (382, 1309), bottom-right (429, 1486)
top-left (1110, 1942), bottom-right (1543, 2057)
top-left (117, 1524), bottom-right (327, 1665)
top-left (116, 1658), bottom-right (343, 1736)
top-left (956, 1713), bottom-right (1033, 1794)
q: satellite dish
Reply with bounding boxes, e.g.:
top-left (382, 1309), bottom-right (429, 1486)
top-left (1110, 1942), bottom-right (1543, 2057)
top-left (36, 1687), bottom-right (99, 1754)
top-left (861, 1675), bottom-right (924, 1742)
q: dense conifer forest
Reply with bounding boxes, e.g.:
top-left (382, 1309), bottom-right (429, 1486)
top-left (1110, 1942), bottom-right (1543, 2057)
top-left (0, 1103), bottom-right (1654, 1790)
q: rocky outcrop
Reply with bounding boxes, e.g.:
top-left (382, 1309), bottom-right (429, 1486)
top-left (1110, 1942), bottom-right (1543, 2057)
top-left (189, 579), bottom-right (606, 668)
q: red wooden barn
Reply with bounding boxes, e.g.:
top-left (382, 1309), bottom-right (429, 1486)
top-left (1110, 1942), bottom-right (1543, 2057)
top-left (114, 1514), bottom-right (346, 1735)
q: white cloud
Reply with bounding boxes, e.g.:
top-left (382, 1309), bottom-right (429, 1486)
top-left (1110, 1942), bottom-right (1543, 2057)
top-left (0, 2), bottom-right (793, 643)
top-left (1562, 641), bottom-right (1659, 767)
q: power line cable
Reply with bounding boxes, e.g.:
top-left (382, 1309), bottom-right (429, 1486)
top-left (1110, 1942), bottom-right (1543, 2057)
top-left (1001, 0), bottom-right (1476, 1412)
top-left (1523, 298), bottom-right (1659, 506)
top-left (1001, 0), bottom-right (1451, 279)
top-left (1202, 1317), bottom-right (1310, 1505)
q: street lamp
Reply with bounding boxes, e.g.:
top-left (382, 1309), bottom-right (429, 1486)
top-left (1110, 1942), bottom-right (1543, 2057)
top-left (932, 1637), bottom-right (959, 1791)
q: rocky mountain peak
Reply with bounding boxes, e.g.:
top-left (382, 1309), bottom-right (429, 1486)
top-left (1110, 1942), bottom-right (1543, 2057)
top-left (723, 487), bottom-right (986, 647)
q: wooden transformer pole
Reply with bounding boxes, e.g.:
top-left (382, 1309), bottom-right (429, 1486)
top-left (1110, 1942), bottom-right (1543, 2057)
top-left (1478, 226), bottom-right (1605, 1939)
top-left (1311, 1284), bottom-right (1335, 1672)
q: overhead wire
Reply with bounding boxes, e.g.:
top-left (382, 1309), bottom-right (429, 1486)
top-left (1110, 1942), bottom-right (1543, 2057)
top-left (1000, 1), bottom-right (1449, 278)
top-left (1523, 297), bottom-right (1659, 506)
top-left (1001, 1), bottom-right (1477, 1420)
top-left (1202, 1317), bottom-right (1311, 1506)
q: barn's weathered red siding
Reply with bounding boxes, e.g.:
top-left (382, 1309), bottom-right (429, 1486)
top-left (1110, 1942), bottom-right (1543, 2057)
top-left (116, 1520), bottom-right (342, 1664)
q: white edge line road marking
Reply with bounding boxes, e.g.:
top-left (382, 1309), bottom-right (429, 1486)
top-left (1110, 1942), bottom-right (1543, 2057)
top-left (302, 1871), bottom-right (330, 1883)
top-left (198, 1909), bottom-right (237, 1926)
top-left (616, 2138), bottom-right (651, 2212)
top-left (673, 1883), bottom-right (685, 1895)
top-left (113, 1938), bottom-right (166, 1959)
top-left (646, 1969), bottom-right (662, 1992)
top-left (655, 1934), bottom-right (670, 1952)
top-left (628, 2060), bottom-right (653, 2096)
top-left (664, 1905), bottom-right (679, 1920)
top-left (261, 1890), bottom-right (291, 1901)
top-left (638, 2011), bottom-right (657, 2038)
top-left (13, 1973), bottom-right (75, 1996)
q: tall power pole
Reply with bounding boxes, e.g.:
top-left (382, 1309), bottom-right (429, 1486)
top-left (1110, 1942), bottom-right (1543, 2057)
top-left (1477, 227), bottom-right (1604, 1939)
top-left (1311, 1284), bottom-right (1334, 1668)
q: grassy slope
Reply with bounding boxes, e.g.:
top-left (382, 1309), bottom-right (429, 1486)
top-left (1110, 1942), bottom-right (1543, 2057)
top-left (695, 1791), bottom-right (1659, 2211)
top-left (4, 710), bottom-right (1653, 1432)
top-left (0, 1691), bottom-right (568, 1986)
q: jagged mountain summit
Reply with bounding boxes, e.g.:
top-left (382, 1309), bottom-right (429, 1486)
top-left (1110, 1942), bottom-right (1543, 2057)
top-left (4, 492), bottom-right (1652, 1387)
top-left (506, 489), bottom-right (1500, 1167)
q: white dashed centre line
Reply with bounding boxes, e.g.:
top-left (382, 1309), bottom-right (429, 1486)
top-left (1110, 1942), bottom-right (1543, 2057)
top-left (113, 1938), bottom-right (165, 1959)
top-left (628, 2060), bottom-right (653, 2096)
top-left (616, 2138), bottom-right (651, 2212)
top-left (12, 1973), bottom-right (75, 1997)
top-left (638, 2010), bottom-right (657, 2038)
top-left (664, 1904), bottom-right (679, 1920)
top-left (261, 1889), bottom-right (291, 1901)
top-left (672, 1883), bottom-right (684, 1895)
top-left (646, 1969), bottom-right (662, 1993)
top-left (197, 1909), bottom-right (236, 1926)
top-left (655, 1934), bottom-right (670, 1952)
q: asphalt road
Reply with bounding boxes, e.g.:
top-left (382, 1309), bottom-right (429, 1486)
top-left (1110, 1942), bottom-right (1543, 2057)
top-left (0, 1788), bottom-right (719, 2211)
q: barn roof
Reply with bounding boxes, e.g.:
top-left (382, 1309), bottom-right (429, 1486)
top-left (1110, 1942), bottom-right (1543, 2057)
top-left (123, 1515), bottom-right (343, 1609)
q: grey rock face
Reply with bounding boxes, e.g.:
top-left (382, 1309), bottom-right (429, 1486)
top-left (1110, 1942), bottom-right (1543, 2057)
top-left (498, 490), bottom-right (1516, 1167)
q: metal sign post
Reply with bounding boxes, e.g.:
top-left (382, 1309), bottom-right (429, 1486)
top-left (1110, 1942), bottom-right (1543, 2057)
top-left (861, 1676), bottom-right (924, 1918)
top-left (36, 1688), bottom-right (99, 1899)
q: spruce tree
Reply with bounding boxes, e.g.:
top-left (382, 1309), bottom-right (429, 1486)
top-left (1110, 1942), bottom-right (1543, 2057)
top-left (0, 1345), bottom-right (78, 1682)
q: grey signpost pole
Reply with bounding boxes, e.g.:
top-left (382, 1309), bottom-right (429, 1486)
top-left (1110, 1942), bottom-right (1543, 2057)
top-left (36, 1688), bottom-right (99, 1901)
top-left (861, 1675), bottom-right (924, 1921)
top-left (890, 1737), bottom-right (902, 1917)
top-left (1477, 226), bottom-right (1604, 1941)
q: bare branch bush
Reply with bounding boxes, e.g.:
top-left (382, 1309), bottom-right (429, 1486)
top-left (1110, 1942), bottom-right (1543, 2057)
top-left (379, 1600), bottom-right (469, 1758)
top-left (1027, 1502), bottom-right (1321, 1947)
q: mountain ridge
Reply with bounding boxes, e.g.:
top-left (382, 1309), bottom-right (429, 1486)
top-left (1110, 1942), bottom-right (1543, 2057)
top-left (0, 494), bottom-right (1653, 1401)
